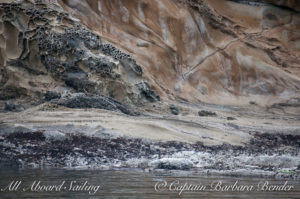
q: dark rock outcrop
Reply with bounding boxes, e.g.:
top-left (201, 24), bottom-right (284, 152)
top-left (58, 95), bottom-right (132, 115)
top-left (4, 101), bottom-right (23, 112)
top-left (170, 104), bottom-right (179, 115)
top-left (64, 77), bottom-right (97, 93)
top-left (198, 110), bottom-right (217, 117)
top-left (44, 91), bottom-right (61, 101)
top-left (227, 117), bottom-right (237, 120)
top-left (135, 82), bottom-right (160, 102)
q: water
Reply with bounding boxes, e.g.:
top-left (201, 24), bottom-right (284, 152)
top-left (0, 168), bottom-right (299, 199)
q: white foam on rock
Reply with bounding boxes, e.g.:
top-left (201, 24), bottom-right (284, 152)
top-left (150, 158), bottom-right (194, 170)
top-left (123, 150), bottom-right (299, 177)
top-left (43, 130), bottom-right (66, 141)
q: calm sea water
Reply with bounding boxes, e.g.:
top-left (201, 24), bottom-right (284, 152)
top-left (0, 168), bottom-right (299, 199)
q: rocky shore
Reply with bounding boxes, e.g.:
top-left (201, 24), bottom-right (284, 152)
top-left (1, 125), bottom-right (299, 179)
top-left (0, 101), bottom-right (299, 179)
top-left (0, 0), bottom-right (299, 181)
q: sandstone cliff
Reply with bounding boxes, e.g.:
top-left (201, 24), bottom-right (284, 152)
top-left (1, 0), bottom-right (300, 110)
top-left (0, 0), bottom-right (300, 176)
top-left (58, 0), bottom-right (300, 106)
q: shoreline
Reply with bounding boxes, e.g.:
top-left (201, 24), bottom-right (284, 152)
top-left (1, 125), bottom-right (299, 180)
top-left (1, 101), bottom-right (299, 180)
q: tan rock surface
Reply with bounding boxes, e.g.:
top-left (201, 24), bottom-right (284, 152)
top-left (58, 0), bottom-right (300, 106)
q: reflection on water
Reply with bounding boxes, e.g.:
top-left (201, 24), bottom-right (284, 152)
top-left (0, 167), bottom-right (299, 199)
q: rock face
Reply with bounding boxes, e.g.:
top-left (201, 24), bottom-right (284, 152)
top-left (58, 0), bottom-right (300, 106)
top-left (0, 0), bottom-right (299, 177)
top-left (0, 0), bottom-right (299, 109)
top-left (0, 0), bottom-right (159, 112)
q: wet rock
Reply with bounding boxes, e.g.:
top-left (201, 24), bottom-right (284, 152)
top-left (170, 104), bottom-right (179, 115)
top-left (227, 117), bottom-right (236, 120)
top-left (250, 132), bottom-right (300, 149)
top-left (44, 91), bottom-right (61, 101)
top-left (198, 110), bottom-right (217, 117)
top-left (6, 131), bottom-right (45, 141)
top-left (205, 161), bottom-right (230, 170)
top-left (136, 82), bottom-right (160, 102)
top-left (152, 158), bottom-right (193, 170)
top-left (4, 102), bottom-right (24, 112)
top-left (0, 126), bottom-right (299, 178)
